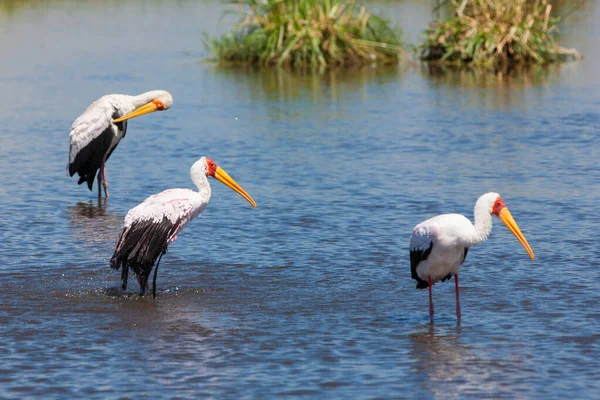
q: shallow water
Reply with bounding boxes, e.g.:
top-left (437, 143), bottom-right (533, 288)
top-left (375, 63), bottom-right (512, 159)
top-left (1, 1), bottom-right (600, 398)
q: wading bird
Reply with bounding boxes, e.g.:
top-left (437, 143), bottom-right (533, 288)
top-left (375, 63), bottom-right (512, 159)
top-left (67, 90), bottom-right (173, 197)
top-left (410, 192), bottom-right (534, 319)
top-left (110, 157), bottom-right (256, 298)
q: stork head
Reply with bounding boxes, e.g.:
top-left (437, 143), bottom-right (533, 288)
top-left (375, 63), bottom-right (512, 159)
top-left (113, 90), bottom-right (173, 123)
top-left (192, 157), bottom-right (257, 208)
top-left (481, 192), bottom-right (534, 260)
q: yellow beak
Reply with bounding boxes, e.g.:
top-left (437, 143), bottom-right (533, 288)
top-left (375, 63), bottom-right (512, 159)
top-left (498, 207), bottom-right (534, 260)
top-left (214, 166), bottom-right (257, 208)
top-left (112, 102), bottom-right (159, 123)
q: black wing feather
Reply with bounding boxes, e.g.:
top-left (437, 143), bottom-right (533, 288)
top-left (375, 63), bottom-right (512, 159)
top-left (105, 120), bottom-right (127, 160)
top-left (410, 241), bottom-right (433, 289)
top-left (110, 216), bottom-right (182, 285)
top-left (68, 114), bottom-right (126, 191)
top-left (69, 128), bottom-right (113, 190)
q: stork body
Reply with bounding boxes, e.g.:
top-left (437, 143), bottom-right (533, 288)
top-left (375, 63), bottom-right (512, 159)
top-left (67, 90), bottom-right (173, 197)
top-left (411, 213), bottom-right (473, 287)
top-left (110, 157), bottom-right (256, 298)
top-left (410, 192), bottom-right (534, 320)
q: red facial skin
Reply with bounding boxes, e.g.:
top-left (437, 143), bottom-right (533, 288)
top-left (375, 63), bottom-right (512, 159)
top-left (152, 99), bottom-right (165, 110)
top-left (206, 158), bottom-right (217, 177)
top-left (492, 196), bottom-right (506, 216)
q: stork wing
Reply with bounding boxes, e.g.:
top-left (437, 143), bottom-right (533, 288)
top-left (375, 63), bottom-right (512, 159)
top-left (123, 189), bottom-right (205, 236)
top-left (67, 96), bottom-right (128, 190)
top-left (68, 97), bottom-right (117, 167)
top-left (409, 225), bottom-right (435, 289)
top-left (112, 189), bottom-right (206, 277)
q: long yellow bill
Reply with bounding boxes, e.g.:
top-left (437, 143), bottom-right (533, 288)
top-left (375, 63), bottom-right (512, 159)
top-left (498, 207), bottom-right (534, 260)
top-left (214, 166), bottom-right (257, 208)
top-left (113, 102), bottom-right (159, 123)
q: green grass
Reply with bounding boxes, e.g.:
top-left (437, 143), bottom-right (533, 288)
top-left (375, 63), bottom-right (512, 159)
top-left (206, 0), bottom-right (409, 68)
top-left (419, 0), bottom-right (581, 67)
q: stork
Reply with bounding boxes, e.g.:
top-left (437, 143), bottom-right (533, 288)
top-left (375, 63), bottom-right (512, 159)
top-left (110, 157), bottom-right (256, 298)
top-left (410, 192), bottom-right (534, 320)
top-left (67, 90), bottom-right (173, 197)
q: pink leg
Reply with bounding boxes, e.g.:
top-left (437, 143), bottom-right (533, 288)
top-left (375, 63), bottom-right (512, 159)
top-left (428, 275), bottom-right (434, 320)
top-left (100, 155), bottom-right (109, 198)
top-left (455, 274), bottom-right (461, 319)
top-left (97, 171), bottom-right (103, 198)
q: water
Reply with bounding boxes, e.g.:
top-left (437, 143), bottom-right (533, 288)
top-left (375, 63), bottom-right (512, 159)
top-left (1, 1), bottom-right (600, 398)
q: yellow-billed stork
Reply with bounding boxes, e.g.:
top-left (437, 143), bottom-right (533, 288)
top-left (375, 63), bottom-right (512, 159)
top-left (67, 90), bottom-right (173, 197)
top-left (410, 192), bottom-right (534, 320)
top-left (110, 157), bottom-right (256, 298)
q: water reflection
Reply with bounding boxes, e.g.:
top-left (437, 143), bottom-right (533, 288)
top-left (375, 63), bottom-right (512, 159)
top-left (213, 65), bottom-right (407, 104)
top-left (421, 63), bottom-right (564, 89)
top-left (419, 61), bottom-right (586, 111)
top-left (408, 323), bottom-right (532, 398)
top-left (67, 199), bottom-right (123, 245)
top-left (409, 323), bottom-right (465, 399)
top-left (68, 198), bottom-right (108, 218)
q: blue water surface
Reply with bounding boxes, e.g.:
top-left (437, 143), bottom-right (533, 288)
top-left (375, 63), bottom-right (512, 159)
top-left (0, 1), bottom-right (599, 398)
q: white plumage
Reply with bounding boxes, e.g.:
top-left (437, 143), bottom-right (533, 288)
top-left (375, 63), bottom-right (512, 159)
top-left (410, 192), bottom-right (534, 319)
top-left (111, 157), bottom-right (256, 298)
top-left (67, 90), bottom-right (173, 197)
top-left (411, 213), bottom-right (474, 282)
top-left (124, 188), bottom-right (206, 227)
top-left (123, 188), bottom-right (206, 242)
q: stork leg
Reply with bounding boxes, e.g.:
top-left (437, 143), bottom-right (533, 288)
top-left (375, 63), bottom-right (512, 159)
top-left (152, 253), bottom-right (164, 299)
top-left (428, 275), bottom-right (434, 320)
top-left (137, 275), bottom-right (145, 296)
top-left (120, 266), bottom-right (129, 291)
top-left (97, 170), bottom-right (103, 198)
top-left (138, 272), bottom-right (150, 296)
top-left (100, 155), bottom-right (109, 198)
top-left (455, 274), bottom-right (461, 320)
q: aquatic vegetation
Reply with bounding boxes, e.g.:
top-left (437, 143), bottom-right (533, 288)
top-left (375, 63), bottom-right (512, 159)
top-left (207, 0), bottom-right (408, 68)
top-left (419, 0), bottom-right (581, 67)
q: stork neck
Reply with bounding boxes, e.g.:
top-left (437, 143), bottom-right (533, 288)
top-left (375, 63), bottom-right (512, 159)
top-left (191, 172), bottom-right (211, 200)
top-left (469, 201), bottom-right (493, 246)
top-left (131, 90), bottom-right (163, 109)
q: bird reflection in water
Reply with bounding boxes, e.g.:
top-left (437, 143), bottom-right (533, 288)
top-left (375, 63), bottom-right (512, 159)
top-left (409, 323), bottom-right (472, 399)
top-left (67, 198), bottom-right (123, 245)
top-left (408, 323), bottom-right (531, 398)
top-left (69, 198), bottom-right (107, 218)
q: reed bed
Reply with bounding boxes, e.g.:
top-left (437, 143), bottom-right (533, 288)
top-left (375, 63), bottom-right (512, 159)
top-left (419, 0), bottom-right (581, 67)
top-left (207, 0), bottom-right (408, 68)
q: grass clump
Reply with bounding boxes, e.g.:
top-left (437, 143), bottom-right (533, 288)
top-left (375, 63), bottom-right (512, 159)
top-left (419, 0), bottom-right (581, 67)
top-left (207, 0), bottom-right (408, 68)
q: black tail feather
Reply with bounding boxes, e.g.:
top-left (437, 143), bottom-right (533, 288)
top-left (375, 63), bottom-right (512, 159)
top-left (120, 262), bottom-right (129, 291)
top-left (110, 217), bottom-right (182, 296)
top-left (415, 278), bottom-right (429, 289)
top-left (69, 127), bottom-right (115, 192)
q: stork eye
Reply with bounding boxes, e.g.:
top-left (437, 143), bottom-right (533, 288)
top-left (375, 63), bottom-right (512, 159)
top-left (152, 99), bottom-right (165, 110)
